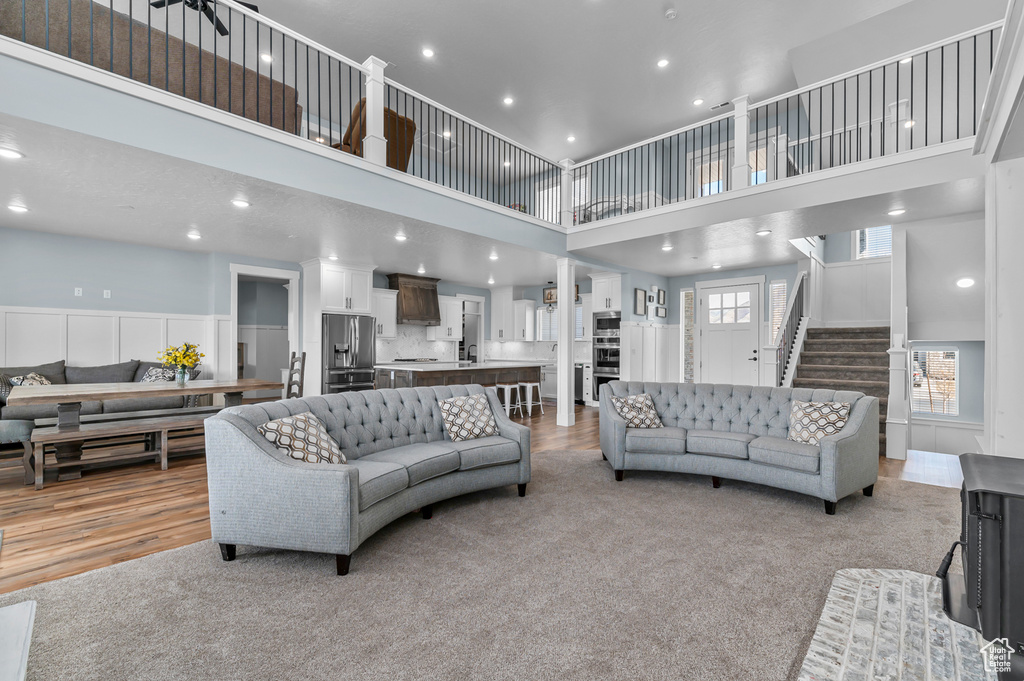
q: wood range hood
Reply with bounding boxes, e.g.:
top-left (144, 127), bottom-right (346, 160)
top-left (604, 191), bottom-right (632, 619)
top-left (387, 273), bottom-right (441, 326)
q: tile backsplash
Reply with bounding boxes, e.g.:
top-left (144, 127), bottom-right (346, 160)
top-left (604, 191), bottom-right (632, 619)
top-left (377, 325), bottom-right (458, 362)
top-left (486, 340), bottom-right (592, 363)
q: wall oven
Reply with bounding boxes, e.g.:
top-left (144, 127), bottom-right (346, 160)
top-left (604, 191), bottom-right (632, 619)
top-left (593, 312), bottom-right (621, 391)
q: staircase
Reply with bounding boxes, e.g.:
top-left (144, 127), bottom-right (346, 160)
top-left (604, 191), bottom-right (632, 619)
top-left (792, 327), bottom-right (890, 456)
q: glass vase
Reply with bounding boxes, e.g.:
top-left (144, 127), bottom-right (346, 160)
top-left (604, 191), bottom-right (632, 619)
top-left (175, 366), bottom-right (190, 388)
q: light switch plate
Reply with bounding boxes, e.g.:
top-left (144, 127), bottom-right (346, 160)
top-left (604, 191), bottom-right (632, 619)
top-left (74, 288), bottom-right (82, 297)
top-left (103, 290), bottom-right (111, 299)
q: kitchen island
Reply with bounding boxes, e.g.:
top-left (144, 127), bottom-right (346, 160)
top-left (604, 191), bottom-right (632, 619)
top-left (374, 362), bottom-right (544, 389)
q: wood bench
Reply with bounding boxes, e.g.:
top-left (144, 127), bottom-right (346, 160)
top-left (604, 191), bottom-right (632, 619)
top-left (29, 413), bottom-right (212, 489)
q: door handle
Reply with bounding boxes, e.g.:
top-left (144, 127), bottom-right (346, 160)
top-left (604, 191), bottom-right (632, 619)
top-left (748, 356), bottom-right (758, 361)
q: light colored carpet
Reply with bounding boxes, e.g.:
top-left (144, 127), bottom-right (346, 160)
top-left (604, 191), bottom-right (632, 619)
top-left (0, 450), bottom-right (961, 681)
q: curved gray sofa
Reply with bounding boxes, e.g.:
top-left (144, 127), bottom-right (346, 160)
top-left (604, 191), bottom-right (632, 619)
top-left (600, 381), bottom-right (879, 514)
top-left (205, 384), bottom-right (530, 575)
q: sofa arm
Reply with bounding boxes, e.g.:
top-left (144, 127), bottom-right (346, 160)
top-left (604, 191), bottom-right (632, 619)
top-left (485, 388), bottom-right (531, 484)
top-left (599, 384), bottom-right (627, 470)
top-left (205, 415), bottom-right (360, 556)
top-left (818, 396), bottom-right (880, 502)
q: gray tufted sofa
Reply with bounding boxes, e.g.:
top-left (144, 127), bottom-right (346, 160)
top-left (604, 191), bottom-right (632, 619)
top-left (600, 381), bottom-right (879, 514)
top-left (204, 384), bottom-right (530, 575)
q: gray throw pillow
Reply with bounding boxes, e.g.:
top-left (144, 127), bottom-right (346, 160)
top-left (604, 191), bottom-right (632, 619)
top-left (0, 374), bottom-right (12, 404)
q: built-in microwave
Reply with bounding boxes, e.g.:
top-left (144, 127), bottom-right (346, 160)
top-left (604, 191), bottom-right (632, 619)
top-left (593, 312), bottom-right (621, 338)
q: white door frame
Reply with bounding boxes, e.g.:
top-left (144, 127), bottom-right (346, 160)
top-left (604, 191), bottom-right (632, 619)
top-left (694, 275), bottom-right (765, 383)
top-left (229, 264), bottom-right (301, 382)
top-left (456, 294), bottom-right (486, 360)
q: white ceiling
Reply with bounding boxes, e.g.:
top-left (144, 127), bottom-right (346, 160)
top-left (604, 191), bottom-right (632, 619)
top-left (252, 0), bottom-right (1002, 160)
top-left (0, 114), bottom-right (596, 289)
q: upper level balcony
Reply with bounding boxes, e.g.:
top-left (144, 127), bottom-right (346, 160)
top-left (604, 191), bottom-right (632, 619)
top-left (0, 0), bottom-right (1002, 248)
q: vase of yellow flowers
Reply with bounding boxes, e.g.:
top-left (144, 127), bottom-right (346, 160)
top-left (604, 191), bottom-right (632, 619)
top-left (158, 343), bottom-right (205, 387)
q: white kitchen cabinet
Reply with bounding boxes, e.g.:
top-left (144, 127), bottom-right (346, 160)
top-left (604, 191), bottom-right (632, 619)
top-left (428, 296), bottom-right (464, 341)
top-left (320, 262), bottom-right (373, 314)
top-left (578, 293), bottom-right (592, 340)
top-left (490, 287), bottom-right (514, 341)
top-left (512, 299), bottom-right (536, 341)
top-left (590, 273), bottom-right (621, 312)
top-left (371, 289), bottom-right (398, 339)
top-left (541, 366), bottom-right (557, 399)
top-left (583, 363), bottom-right (594, 403)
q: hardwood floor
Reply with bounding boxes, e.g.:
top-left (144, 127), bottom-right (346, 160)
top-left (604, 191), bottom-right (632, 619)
top-left (0, 404), bottom-right (960, 595)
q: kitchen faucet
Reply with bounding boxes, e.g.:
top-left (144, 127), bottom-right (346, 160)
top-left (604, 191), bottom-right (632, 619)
top-left (551, 343), bottom-right (557, 352)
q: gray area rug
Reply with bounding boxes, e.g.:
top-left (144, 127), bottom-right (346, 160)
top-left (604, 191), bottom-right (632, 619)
top-left (799, 569), bottom-right (991, 681)
top-left (0, 450), bottom-right (961, 681)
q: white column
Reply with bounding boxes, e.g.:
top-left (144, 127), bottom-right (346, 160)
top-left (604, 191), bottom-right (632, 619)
top-left (731, 95), bottom-right (751, 190)
top-left (771, 133), bottom-right (789, 181)
top-left (984, 158), bottom-right (1024, 458)
top-left (886, 226), bottom-right (909, 460)
top-left (556, 257), bottom-right (576, 427)
top-left (559, 159), bottom-right (574, 228)
top-left (361, 56), bottom-right (388, 167)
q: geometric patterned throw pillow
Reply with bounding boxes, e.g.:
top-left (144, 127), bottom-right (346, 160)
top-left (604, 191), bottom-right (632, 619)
top-left (0, 374), bottom-right (13, 403)
top-left (257, 412), bottom-right (346, 464)
top-left (9, 372), bottom-right (52, 387)
top-left (438, 393), bottom-right (499, 442)
top-left (609, 393), bottom-right (663, 428)
top-left (788, 400), bottom-right (851, 445)
top-left (140, 366), bottom-right (201, 382)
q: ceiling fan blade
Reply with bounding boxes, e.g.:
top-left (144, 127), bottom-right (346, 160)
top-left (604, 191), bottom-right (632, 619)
top-left (202, 4), bottom-right (230, 36)
top-left (235, 1), bottom-right (259, 13)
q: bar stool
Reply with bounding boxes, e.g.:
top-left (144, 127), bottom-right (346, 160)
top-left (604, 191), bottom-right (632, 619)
top-left (519, 381), bottom-right (544, 416)
top-left (496, 383), bottom-right (523, 417)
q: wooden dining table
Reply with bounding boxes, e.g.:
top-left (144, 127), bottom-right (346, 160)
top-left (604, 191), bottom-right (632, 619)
top-left (7, 378), bottom-right (283, 480)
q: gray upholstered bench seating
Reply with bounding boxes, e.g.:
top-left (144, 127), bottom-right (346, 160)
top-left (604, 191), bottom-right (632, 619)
top-left (204, 384), bottom-right (530, 575)
top-left (600, 381), bottom-right (879, 514)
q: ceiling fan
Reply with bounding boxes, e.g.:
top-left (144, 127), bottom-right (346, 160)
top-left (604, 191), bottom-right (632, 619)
top-left (149, 0), bottom-right (260, 37)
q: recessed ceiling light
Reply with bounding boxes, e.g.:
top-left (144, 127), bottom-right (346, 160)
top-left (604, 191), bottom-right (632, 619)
top-left (888, 209), bottom-right (906, 216)
top-left (489, 253), bottom-right (499, 260)
top-left (755, 229), bottom-right (772, 236)
top-left (443, 130), bottom-right (451, 138)
top-left (488, 276), bottom-right (495, 285)
top-left (711, 263), bottom-right (722, 269)
top-left (0, 148), bottom-right (24, 160)
top-left (904, 120), bottom-right (915, 128)
top-left (661, 245), bottom-right (673, 251)
top-left (395, 233), bottom-right (407, 242)
top-left (567, 135), bottom-right (576, 142)
top-left (187, 231), bottom-right (201, 240)
top-left (657, 59), bottom-right (669, 68)
top-left (231, 199), bottom-right (250, 208)
top-left (693, 98), bottom-right (704, 106)
top-left (314, 137), bottom-right (324, 143)
top-left (417, 265), bottom-right (426, 274)
top-left (900, 57), bottom-right (912, 64)
top-left (503, 160), bottom-right (511, 167)
top-left (956, 277), bottom-right (975, 288)
top-left (503, 96), bottom-right (514, 106)
top-left (260, 53), bottom-right (273, 63)
top-left (7, 204), bottom-right (28, 213)
top-left (287, 234), bottom-right (297, 239)
top-left (328, 254), bottom-right (339, 261)
top-left (422, 47), bottom-right (435, 58)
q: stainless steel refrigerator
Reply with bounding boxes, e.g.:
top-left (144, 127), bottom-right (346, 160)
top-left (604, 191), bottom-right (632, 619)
top-left (322, 313), bottom-right (376, 394)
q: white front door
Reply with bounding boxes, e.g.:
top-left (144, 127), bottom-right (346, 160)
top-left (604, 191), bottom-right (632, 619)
top-left (699, 284), bottom-right (760, 385)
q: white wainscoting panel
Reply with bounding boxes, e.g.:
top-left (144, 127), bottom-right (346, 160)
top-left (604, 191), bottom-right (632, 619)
top-left (118, 316), bottom-right (164, 363)
top-left (166, 318), bottom-right (208, 350)
top-left (822, 258), bottom-right (891, 327)
top-left (4, 312), bottom-right (63, 366)
top-left (66, 315), bottom-right (117, 366)
top-left (910, 418), bottom-right (983, 456)
top-left (216, 318), bottom-right (234, 381)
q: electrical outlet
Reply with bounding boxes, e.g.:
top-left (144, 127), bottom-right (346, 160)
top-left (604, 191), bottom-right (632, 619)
top-left (103, 290), bottom-right (111, 299)
top-left (74, 287), bottom-right (83, 297)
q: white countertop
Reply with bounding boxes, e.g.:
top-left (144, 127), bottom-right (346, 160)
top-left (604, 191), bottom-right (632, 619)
top-left (375, 361), bottom-right (549, 372)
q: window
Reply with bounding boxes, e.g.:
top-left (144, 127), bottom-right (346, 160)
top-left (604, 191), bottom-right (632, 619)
top-left (911, 348), bottom-right (959, 416)
top-left (707, 291), bottom-right (751, 324)
top-left (770, 280), bottom-right (788, 343)
top-left (574, 304), bottom-right (584, 340)
top-left (683, 290), bottom-right (695, 382)
top-left (855, 225), bottom-right (892, 259)
top-left (536, 306), bottom-right (558, 341)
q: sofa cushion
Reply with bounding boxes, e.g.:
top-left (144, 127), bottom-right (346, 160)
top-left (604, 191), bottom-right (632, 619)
top-left (625, 427), bottom-right (687, 455)
top-left (788, 400), bottom-right (850, 445)
top-left (0, 419), bottom-right (33, 444)
top-left (686, 430), bottom-right (756, 459)
top-left (749, 436), bottom-right (821, 474)
top-left (609, 393), bottom-right (663, 428)
top-left (361, 442), bottom-right (459, 486)
top-left (348, 459), bottom-right (410, 511)
top-left (2, 401), bottom-right (103, 421)
top-left (451, 436), bottom-right (521, 470)
top-left (0, 361), bottom-right (65, 385)
top-left (102, 396), bottom-right (186, 413)
top-left (257, 412), bottom-right (346, 464)
top-left (438, 393), bottom-right (499, 442)
top-left (65, 361), bottom-right (140, 384)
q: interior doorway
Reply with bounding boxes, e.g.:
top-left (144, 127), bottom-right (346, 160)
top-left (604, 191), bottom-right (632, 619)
top-left (236, 275), bottom-right (292, 399)
top-left (695, 278), bottom-right (762, 385)
top-left (457, 295), bottom-right (485, 362)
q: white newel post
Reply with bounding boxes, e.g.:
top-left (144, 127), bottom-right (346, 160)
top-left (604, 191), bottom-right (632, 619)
top-left (556, 258), bottom-right (576, 427)
top-left (559, 159), bottom-right (574, 228)
top-left (886, 226), bottom-right (909, 460)
top-left (771, 133), bottom-right (789, 181)
top-left (361, 56), bottom-right (388, 167)
top-left (731, 95), bottom-right (751, 190)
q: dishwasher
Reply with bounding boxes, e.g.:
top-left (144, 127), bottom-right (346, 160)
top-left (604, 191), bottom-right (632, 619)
top-left (574, 364), bottom-right (584, 404)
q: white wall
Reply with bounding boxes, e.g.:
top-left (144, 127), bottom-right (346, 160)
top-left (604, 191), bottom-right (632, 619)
top-left (820, 257), bottom-right (891, 327)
